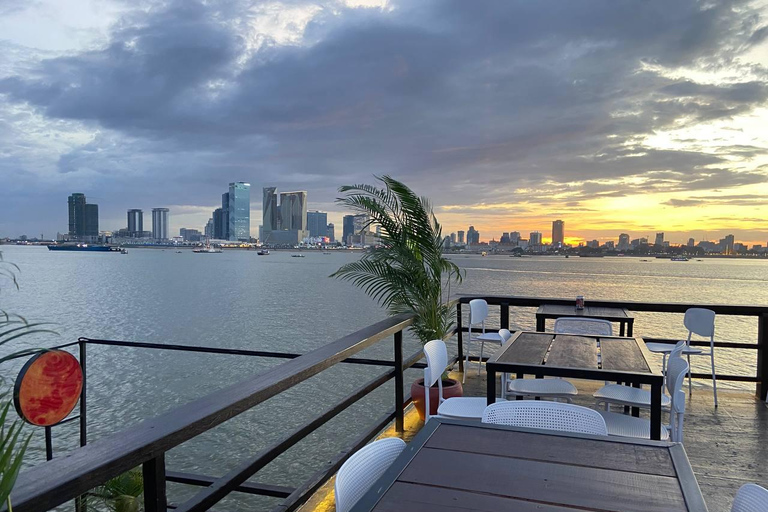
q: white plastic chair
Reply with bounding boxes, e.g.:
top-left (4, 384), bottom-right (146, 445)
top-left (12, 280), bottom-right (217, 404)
top-left (646, 308), bottom-right (717, 406)
top-left (732, 483), bottom-right (768, 512)
top-left (423, 339), bottom-right (490, 421)
top-left (482, 400), bottom-right (608, 435)
top-left (334, 437), bottom-right (406, 512)
top-left (553, 317), bottom-right (613, 336)
top-left (599, 356), bottom-right (689, 442)
top-left (594, 340), bottom-right (686, 411)
top-left (464, 299), bottom-right (505, 382)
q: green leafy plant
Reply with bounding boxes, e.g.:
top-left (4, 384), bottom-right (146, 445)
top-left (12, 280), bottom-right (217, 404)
top-left (89, 469), bottom-right (144, 512)
top-left (0, 400), bottom-right (31, 512)
top-left (331, 176), bottom-right (463, 343)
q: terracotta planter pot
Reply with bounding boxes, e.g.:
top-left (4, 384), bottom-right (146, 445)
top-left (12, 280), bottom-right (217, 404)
top-left (410, 378), bottom-right (463, 421)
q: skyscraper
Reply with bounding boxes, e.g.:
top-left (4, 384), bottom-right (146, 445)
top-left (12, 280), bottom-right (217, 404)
top-left (220, 192), bottom-right (230, 240)
top-left (552, 220), bottom-right (564, 246)
top-left (327, 223), bottom-right (335, 242)
top-left (204, 218), bottom-right (214, 238)
top-left (687, 237), bottom-right (695, 247)
top-left (152, 208), bottom-right (169, 240)
top-left (457, 230), bottom-right (465, 244)
top-left (307, 211), bottom-right (328, 238)
top-left (227, 182), bottom-right (251, 241)
top-left (279, 191), bottom-right (307, 233)
top-left (262, 187), bottom-right (278, 235)
top-left (213, 208), bottom-right (225, 239)
top-left (530, 231), bottom-right (542, 245)
top-left (68, 193), bottom-right (99, 240)
top-left (68, 193), bottom-right (86, 239)
top-left (467, 226), bottom-right (480, 245)
top-left (342, 215), bottom-right (355, 245)
top-left (618, 233), bottom-right (630, 250)
top-left (655, 232), bottom-right (664, 246)
top-left (127, 209), bottom-right (143, 237)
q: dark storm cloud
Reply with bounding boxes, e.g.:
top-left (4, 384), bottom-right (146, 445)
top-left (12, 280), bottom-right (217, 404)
top-left (1, 0), bottom-right (767, 235)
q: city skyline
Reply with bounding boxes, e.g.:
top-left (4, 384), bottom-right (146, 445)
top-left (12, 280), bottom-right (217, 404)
top-left (1, 1), bottom-right (767, 244)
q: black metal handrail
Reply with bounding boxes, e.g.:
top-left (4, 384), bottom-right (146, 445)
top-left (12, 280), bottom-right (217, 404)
top-left (455, 295), bottom-right (768, 399)
top-left (10, 313), bottom-right (430, 512)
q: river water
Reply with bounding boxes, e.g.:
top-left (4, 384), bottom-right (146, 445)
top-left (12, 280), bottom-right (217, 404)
top-left (1, 245), bottom-right (766, 509)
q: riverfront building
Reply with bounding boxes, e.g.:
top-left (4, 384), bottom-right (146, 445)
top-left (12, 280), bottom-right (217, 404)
top-left (552, 220), bottom-right (564, 246)
top-left (466, 226), bottom-right (480, 245)
top-left (67, 193), bottom-right (99, 241)
top-left (227, 182), bottom-right (251, 242)
top-left (152, 208), bottom-right (170, 240)
top-left (307, 211), bottom-right (328, 238)
top-left (261, 187), bottom-right (308, 244)
top-left (127, 209), bottom-right (143, 237)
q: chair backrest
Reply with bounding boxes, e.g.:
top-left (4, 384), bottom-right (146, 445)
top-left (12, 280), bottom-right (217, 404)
top-left (669, 340), bottom-right (686, 361)
top-left (335, 437), bottom-right (406, 512)
top-left (423, 340), bottom-right (448, 421)
top-left (554, 317), bottom-right (613, 336)
top-left (667, 357), bottom-right (689, 412)
top-left (481, 400), bottom-right (608, 436)
top-left (498, 329), bottom-right (513, 343)
top-left (684, 308), bottom-right (715, 339)
top-left (732, 483), bottom-right (768, 512)
top-left (469, 299), bottom-right (489, 326)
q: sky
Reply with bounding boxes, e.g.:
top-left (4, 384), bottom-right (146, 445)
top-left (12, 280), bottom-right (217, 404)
top-left (1, 0), bottom-right (767, 245)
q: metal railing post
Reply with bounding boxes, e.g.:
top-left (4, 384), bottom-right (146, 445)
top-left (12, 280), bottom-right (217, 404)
top-left (394, 330), bottom-right (404, 432)
top-left (143, 454), bottom-right (167, 512)
top-left (500, 302), bottom-right (509, 330)
top-left (79, 339), bottom-right (87, 447)
top-left (757, 313), bottom-right (768, 401)
top-left (456, 302), bottom-right (464, 372)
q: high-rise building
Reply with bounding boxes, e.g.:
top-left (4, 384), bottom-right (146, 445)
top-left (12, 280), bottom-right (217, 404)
top-left (552, 220), bottom-right (564, 246)
top-left (530, 231), bottom-right (542, 246)
top-left (279, 191), bottom-right (307, 232)
top-left (457, 230), bottom-right (465, 244)
top-left (152, 208), bottom-right (170, 240)
top-left (720, 234), bottom-right (735, 255)
top-left (262, 187), bottom-right (278, 235)
top-left (180, 228), bottom-right (202, 242)
top-left (500, 232), bottom-right (510, 244)
top-left (67, 193), bottom-right (86, 239)
top-left (450, 233), bottom-right (456, 244)
top-left (467, 226), bottom-right (480, 245)
top-left (327, 223), bottom-right (335, 242)
top-left (342, 215), bottom-right (355, 245)
top-left (687, 238), bottom-right (695, 247)
top-left (127, 209), bottom-right (143, 237)
top-left (220, 192), bottom-right (230, 240)
top-left (213, 208), bottom-right (225, 239)
top-left (655, 232), bottom-right (664, 246)
top-left (618, 233), bottom-right (630, 250)
top-left (84, 204), bottom-right (99, 238)
top-left (307, 211), bottom-right (328, 238)
top-left (510, 231), bottom-right (521, 245)
top-left (227, 182), bottom-right (251, 241)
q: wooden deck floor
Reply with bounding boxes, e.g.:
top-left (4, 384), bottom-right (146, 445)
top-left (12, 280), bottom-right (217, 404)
top-left (301, 369), bottom-right (767, 512)
top-left (457, 368), bottom-right (768, 512)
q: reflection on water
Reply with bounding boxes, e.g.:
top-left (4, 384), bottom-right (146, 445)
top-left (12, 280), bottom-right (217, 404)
top-left (1, 246), bottom-right (766, 509)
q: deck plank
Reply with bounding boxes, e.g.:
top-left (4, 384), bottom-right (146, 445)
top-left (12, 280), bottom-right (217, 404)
top-left (497, 332), bottom-right (553, 364)
top-left (546, 335), bottom-right (598, 368)
top-left (601, 338), bottom-right (650, 373)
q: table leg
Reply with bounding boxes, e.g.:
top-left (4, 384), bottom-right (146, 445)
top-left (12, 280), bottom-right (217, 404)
top-left (487, 367), bottom-right (497, 406)
top-left (650, 380), bottom-right (662, 441)
top-left (536, 315), bottom-right (545, 332)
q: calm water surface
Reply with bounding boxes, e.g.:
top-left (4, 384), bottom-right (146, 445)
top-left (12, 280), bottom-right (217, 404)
top-left (1, 246), bottom-right (767, 509)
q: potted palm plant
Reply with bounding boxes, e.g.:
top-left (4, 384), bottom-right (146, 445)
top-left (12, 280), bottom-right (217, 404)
top-left (331, 176), bottom-right (463, 420)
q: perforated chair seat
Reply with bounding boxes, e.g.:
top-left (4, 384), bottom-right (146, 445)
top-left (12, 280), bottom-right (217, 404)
top-left (597, 410), bottom-right (670, 441)
top-left (334, 437), bottom-right (406, 512)
top-left (476, 332), bottom-right (504, 343)
top-left (437, 397), bottom-right (500, 420)
top-left (732, 483), bottom-right (768, 512)
top-left (507, 378), bottom-right (578, 398)
top-left (594, 384), bottom-right (671, 409)
top-left (645, 342), bottom-right (702, 355)
top-left (482, 400), bottom-right (608, 436)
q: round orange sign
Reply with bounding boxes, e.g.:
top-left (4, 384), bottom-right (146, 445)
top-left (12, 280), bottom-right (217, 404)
top-left (13, 350), bottom-right (83, 427)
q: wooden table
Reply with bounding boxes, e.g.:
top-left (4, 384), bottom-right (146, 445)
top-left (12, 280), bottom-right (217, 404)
top-left (486, 331), bottom-right (664, 439)
top-left (536, 304), bottom-right (635, 336)
top-left (350, 418), bottom-right (707, 512)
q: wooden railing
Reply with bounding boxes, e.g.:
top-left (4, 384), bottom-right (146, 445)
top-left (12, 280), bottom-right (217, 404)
top-left (456, 295), bottom-right (768, 400)
top-left (9, 313), bottom-right (445, 512)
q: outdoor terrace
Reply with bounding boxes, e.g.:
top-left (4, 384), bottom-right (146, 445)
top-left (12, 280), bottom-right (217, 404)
top-left (6, 296), bottom-right (768, 512)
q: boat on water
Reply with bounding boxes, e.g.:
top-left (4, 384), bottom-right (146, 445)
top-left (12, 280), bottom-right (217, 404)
top-left (257, 249), bottom-right (270, 255)
top-left (194, 246), bottom-right (222, 253)
top-left (671, 256), bottom-right (689, 261)
top-left (120, 248), bottom-right (128, 254)
top-left (48, 244), bottom-right (115, 252)
top-left (291, 254), bottom-right (305, 258)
